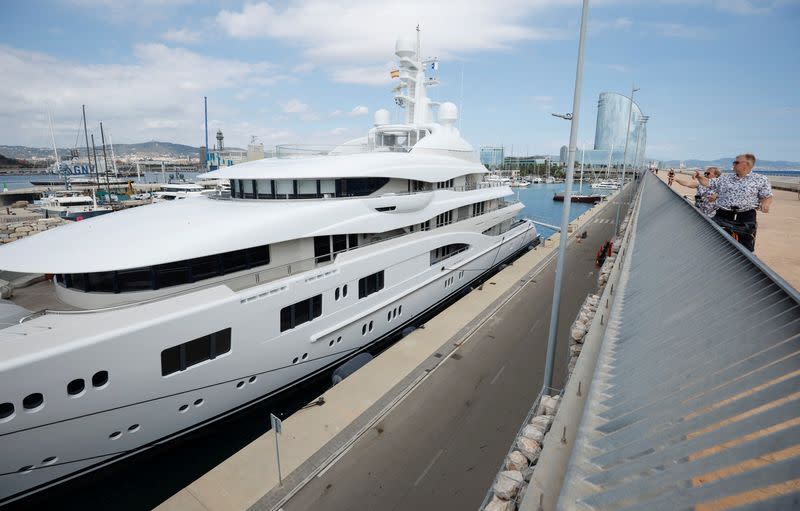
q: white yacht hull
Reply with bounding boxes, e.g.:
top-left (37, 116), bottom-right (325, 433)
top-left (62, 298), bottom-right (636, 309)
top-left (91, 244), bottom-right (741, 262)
top-left (0, 218), bottom-right (536, 504)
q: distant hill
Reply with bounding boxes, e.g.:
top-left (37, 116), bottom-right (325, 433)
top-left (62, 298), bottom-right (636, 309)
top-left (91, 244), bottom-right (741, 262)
top-left (661, 158), bottom-right (800, 171)
top-left (0, 141), bottom-right (229, 160)
top-left (0, 153), bottom-right (26, 168)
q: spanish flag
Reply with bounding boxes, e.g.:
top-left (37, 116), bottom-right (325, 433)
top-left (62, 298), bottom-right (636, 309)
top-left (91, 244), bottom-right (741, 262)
top-left (390, 69), bottom-right (400, 78)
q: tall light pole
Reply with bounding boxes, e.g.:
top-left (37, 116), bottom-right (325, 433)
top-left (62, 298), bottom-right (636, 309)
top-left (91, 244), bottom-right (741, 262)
top-left (542, 0), bottom-right (590, 392)
top-left (614, 84), bottom-right (639, 235)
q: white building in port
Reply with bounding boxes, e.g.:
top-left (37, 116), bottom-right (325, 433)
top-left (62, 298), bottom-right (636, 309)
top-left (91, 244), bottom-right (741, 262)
top-left (0, 33), bottom-right (538, 503)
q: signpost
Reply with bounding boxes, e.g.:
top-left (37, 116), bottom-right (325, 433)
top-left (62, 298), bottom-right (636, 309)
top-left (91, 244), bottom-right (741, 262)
top-left (270, 413), bottom-right (283, 486)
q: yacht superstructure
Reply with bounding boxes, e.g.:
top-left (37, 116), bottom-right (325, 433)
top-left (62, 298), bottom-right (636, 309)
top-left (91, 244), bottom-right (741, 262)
top-left (0, 34), bottom-right (537, 504)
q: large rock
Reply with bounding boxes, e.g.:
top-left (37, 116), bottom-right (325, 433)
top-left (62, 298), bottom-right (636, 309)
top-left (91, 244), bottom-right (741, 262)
top-left (521, 424), bottom-right (544, 443)
top-left (530, 414), bottom-right (553, 430)
top-left (0, 279), bottom-right (12, 299)
top-left (492, 470), bottom-right (524, 500)
top-left (538, 395), bottom-right (560, 416)
top-left (484, 495), bottom-right (515, 511)
top-left (516, 436), bottom-right (542, 462)
top-left (505, 450), bottom-right (528, 471)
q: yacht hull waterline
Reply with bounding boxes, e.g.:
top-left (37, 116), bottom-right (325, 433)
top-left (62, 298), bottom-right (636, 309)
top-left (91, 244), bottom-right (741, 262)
top-left (0, 32), bottom-right (540, 504)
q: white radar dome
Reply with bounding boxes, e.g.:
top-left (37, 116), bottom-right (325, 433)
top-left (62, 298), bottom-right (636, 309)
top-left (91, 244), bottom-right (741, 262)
top-left (374, 109), bottom-right (391, 126)
top-left (438, 102), bottom-right (458, 126)
top-left (395, 38), bottom-right (415, 58)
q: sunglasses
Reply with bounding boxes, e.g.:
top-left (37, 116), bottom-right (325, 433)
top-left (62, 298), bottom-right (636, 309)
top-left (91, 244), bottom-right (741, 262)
top-left (704, 172), bottom-right (710, 177)
top-left (733, 161), bottom-right (742, 165)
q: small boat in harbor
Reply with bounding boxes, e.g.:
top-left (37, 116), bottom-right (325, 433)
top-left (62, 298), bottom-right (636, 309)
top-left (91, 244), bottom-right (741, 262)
top-left (590, 179), bottom-right (621, 190)
top-left (34, 190), bottom-right (113, 220)
top-left (553, 192), bottom-right (603, 203)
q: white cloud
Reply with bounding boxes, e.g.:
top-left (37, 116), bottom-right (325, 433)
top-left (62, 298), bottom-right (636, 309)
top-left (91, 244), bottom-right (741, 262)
top-left (349, 105), bottom-right (368, 117)
top-left (162, 28), bottom-right (202, 44)
top-left (282, 99), bottom-right (311, 113)
top-left (216, 1), bottom-right (572, 84)
top-left (329, 110), bottom-right (343, 118)
top-left (712, 0), bottom-right (776, 14)
top-left (0, 43), bottom-right (277, 147)
top-left (329, 127), bottom-right (347, 135)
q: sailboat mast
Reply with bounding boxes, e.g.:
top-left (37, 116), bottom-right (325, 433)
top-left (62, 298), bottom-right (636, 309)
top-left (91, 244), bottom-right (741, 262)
top-left (100, 122), bottom-right (113, 205)
top-left (108, 133), bottom-right (119, 175)
top-left (91, 134), bottom-right (102, 205)
top-left (47, 109), bottom-right (60, 166)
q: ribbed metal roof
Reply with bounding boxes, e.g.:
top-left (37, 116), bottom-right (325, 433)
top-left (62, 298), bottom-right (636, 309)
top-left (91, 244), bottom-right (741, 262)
top-left (557, 173), bottom-right (800, 510)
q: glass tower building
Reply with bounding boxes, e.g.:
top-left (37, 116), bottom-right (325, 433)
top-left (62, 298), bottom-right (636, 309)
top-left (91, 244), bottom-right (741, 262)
top-left (480, 146), bottom-right (505, 168)
top-left (560, 92), bottom-right (648, 167)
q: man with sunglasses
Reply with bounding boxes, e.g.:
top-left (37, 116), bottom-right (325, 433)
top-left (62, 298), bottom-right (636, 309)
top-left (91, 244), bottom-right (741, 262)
top-left (675, 166), bottom-right (721, 216)
top-left (695, 154), bottom-right (773, 251)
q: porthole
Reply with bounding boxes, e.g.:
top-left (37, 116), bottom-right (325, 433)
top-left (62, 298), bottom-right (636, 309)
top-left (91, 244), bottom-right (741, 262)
top-left (292, 357), bottom-right (299, 364)
top-left (398, 306), bottom-right (402, 315)
top-left (236, 381), bottom-right (245, 388)
top-left (23, 393), bottom-right (44, 411)
top-left (179, 404), bottom-right (189, 412)
top-left (249, 375), bottom-right (257, 383)
top-left (335, 288), bottom-right (340, 300)
top-left (393, 309), bottom-right (397, 319)
top-left (67, 378), bottom-right (85, 396)
top-left (0, 402), bottom-right (14, 421)
top-left (337, 336), bottom-right (342, 343)
top-left (128, 424), bottom-right (140, 432)
top-left (194, 398), bottom-right (204, 407)
top-left (343, 284), bottom-right (348, 297)
top-left (92, 370), bottom-right (109, 388)
top-left (109, 431), bottom-right (122, 440)
top-left (18, 466), bottom-right (34, 474)
top-left (387, 311), bottom-right (392, 321)
top-left (329, 339), bottom-right (334, 347)
top-left (362, 325), bottom-right (367, 335)
top-left (41, 456), bottom-right (57, 465)
top-left (368, 321), bottom-right (373, 332)
top-left (301, 353), bottom-right (308, 360)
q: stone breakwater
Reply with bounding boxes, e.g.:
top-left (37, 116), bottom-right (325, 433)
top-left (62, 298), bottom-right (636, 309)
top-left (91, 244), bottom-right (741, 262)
top-left (0, 216), bottom-right (67, 244)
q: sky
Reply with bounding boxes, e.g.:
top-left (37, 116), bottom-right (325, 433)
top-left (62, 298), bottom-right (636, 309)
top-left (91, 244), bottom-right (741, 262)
top-left (1, 0), bottom-right (798, 162)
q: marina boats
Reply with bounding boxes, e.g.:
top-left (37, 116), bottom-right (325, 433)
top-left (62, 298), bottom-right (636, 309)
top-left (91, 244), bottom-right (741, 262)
top-left (152, 183), bottom-right (211, 201)
top-left (590, 179), bottom-right (621, 190)
top-left (552, 192), bottom-right (603, 203)
top-left (33, 190), bottom-right (113, 221)
top-left (0, 34), bottom-right (538, 504)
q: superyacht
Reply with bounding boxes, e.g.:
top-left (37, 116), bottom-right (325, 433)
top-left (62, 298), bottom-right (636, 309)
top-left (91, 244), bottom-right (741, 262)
top-left (0, 34), bottom-right (537, 503)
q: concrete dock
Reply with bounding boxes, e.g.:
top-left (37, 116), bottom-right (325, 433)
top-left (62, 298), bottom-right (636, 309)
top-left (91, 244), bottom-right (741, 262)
top-left (155, 190), bottom-right (630, 511)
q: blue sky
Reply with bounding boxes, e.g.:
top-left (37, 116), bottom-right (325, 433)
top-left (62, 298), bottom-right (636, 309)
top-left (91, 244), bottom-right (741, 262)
top-left (1, 0), bottom-right (798, 161)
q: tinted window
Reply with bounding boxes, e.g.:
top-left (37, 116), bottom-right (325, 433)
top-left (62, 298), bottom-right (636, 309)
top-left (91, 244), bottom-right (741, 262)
top-left (161, 328), bottom-right (232, 376)
top-left (280, 295), bottom-right (323, 332)
top-left (117, 267), bottom-right (154, 291)
top-left (314, 236), bottom-right (331, 263)
top-left (358, 271), bottom-right (385, 299)
top-left (333, 234), bottom-right (347, 254)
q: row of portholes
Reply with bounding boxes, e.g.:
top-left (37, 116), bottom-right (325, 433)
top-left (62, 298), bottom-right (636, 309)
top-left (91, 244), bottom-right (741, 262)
top-left (328, 336), bottom-right (343, 347)
top-left (334, 284), bottom-right (349, 301)
top-left (178, 398), bottom-right (206, 413)
top-left (361, 320), bottom-right (374, 336)
top-left (291, 353), bottom-right (308, 364)
top-left (0, 370), bottom-right (109, 424)
top-left (235, 375), bottom-right (258, 388)
top-left (444, 276), bottom-right (455, 288)
top-left (17, 455), bottom-right (59, 474)
top-left (387, 305), bottom-right (403, 322)
top-left (109, 423), bottom-right (141, 440)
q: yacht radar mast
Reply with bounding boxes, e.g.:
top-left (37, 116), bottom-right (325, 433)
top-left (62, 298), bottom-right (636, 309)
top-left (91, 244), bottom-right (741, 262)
top-left (392, 27), bottom-right (440, 126)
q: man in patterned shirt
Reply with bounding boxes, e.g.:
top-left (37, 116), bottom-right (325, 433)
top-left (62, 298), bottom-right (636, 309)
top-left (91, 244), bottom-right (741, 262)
top-left (695, 153), bottom-right (773, 252)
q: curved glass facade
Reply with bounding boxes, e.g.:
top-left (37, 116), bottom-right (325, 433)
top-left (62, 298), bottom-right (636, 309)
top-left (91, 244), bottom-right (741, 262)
top-left (559, 92), bottom-right (647, 167)
top-left (594, 92), bottom-right (647, 166)
top-left (480, 146), bottom-right (505, 168)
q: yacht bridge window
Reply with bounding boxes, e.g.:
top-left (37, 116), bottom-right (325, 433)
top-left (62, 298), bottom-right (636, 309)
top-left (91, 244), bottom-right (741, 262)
top-left (230, 178), bottom-right (389, 199)
top-left (56, 245), bottom-right (270, 293)
top-left (430, 244), bottom-right (470, 265)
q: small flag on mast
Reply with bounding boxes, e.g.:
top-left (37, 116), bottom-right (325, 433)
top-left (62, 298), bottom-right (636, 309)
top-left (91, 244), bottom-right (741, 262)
top-left (390, 69), bottom-right (400, 78)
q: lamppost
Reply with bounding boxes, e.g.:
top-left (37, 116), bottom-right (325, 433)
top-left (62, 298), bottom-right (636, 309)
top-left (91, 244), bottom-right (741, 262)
top-left (542, 0), bottom-right (590, 393)
top-left (614, 85), bottom-right (639, 235)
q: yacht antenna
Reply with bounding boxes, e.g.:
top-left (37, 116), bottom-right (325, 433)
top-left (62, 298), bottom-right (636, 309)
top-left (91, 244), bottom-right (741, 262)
top-left (416, 24), bottom-right (420, 61)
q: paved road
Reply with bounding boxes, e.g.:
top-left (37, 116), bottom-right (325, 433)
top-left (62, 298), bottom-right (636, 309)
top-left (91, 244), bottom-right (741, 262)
top-left (281, 195), bottom-right (630, 511)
